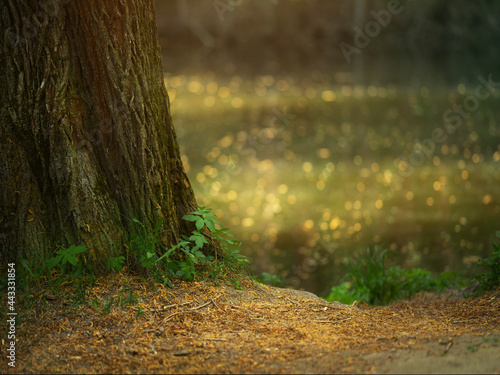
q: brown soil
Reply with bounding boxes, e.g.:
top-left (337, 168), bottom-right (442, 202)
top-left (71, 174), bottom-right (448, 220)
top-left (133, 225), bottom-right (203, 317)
top-left (3, 274), bottom-right (499, 374)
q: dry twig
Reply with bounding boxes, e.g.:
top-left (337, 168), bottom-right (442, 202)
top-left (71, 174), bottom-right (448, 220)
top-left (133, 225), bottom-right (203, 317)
top-left (162, 310), bottom-right (202, 323)
top-left (315, 317), bottom-right (352, 324)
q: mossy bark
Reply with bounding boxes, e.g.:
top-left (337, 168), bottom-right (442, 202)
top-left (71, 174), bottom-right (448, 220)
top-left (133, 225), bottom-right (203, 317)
top-left (0, 0), bottom-right (202, 271)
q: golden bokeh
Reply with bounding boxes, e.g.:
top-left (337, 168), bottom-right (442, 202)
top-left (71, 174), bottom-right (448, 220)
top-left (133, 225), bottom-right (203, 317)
top-left (170, 72), bottom-right (500, 293)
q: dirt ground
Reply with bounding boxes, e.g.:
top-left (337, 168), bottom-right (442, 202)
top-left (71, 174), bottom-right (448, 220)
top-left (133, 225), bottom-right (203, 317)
top-left (368, 333), bottom-right (499, 374)
top-left (2, 274), bottom-right (499, 374)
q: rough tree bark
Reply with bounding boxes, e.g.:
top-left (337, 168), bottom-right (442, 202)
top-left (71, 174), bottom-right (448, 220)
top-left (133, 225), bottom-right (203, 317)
top-left (0, 0), bottom-right (205, 270)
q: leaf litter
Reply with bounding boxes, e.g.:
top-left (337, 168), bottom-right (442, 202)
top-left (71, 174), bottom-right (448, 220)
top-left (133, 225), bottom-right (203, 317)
top-left (3, 273), bottom-right (499, 374)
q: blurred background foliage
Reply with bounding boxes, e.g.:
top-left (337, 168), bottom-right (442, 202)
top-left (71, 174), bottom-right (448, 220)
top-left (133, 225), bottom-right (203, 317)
top-left (156, 0), bottom-right (500, 82)
top-left (154, 0), bottom-right (500, 296)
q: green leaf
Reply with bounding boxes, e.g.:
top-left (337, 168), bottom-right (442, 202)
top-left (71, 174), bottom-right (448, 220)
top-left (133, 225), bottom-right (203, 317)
top-left (189, 233), bottom-right (202, 241)
top-left (191, 243), bottom-right (202, 252)
top-left (67, 245), bottom-right (88, 254)
top-left (195, 237), bottom-right (206, 248)
top-left (212, 218), bottom-right (223, 226)
top-left (46, 255), bottom-right (62, 270)
top-left (66, 255), bottom-right (78, 266)
top-left (196, 206), bottom-right (212, 214)
top-left (183, 214), bottom-right (201, 222)
top-left (21, 259), bottom-right (34, 277)
top-left (205, 219), bottom-right (216, 232)
top-left (195, 218), bottom-right (205, 231)
top-left (186, 252), bottom-right (197, 263)
top-left (108, 256), bottom-right (125, 271)
top-left (132, 218), bottom-right (145, 228)
top-left (163, 278), bottom-right (174, 288)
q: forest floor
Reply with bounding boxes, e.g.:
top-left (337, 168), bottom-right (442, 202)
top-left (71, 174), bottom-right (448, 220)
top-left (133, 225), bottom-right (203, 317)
top-left (3, 273), bottom-right (500, 374)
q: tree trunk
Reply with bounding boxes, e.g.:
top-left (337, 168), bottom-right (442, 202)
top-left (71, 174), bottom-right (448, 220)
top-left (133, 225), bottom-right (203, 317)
top-left (0, 0), bottom-right (202, 271)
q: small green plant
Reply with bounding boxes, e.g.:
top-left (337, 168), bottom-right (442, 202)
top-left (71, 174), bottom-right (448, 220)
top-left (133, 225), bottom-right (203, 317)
top-left (39, 245), bottom-right (93, 301)
top-left (45, 245), bottom-right (88, 277)
top-left (473, 238), bottom-right (500, 293)
top-left (20, 259), bottom-right (38, 279)
top-left (467, 343), bottom-right (480, 353)
top-left (72, 278), bottom-right (89, 305)
top-left (116, 290), bottom-right (139, 307)
top-left (136, 306), bottom-right (145, 317)
top-left (128, 207), bottom-right (249, 285)
top-left (12, 246), bottom-right (94, 311)
top-left (18, 259), bottom-right (44, 305)
top-left (128, 217), bottom-right (164, 271)
top-left (230, 279), bottom-right (243, 289)
top-left (173, 206), bottom-right (250, 282)
top-left (325, 246), bottom-right (461, 305)
top-left (108, 256), bottom-right (126, 272)
top-left (102, 297), bottom-right (114, 314)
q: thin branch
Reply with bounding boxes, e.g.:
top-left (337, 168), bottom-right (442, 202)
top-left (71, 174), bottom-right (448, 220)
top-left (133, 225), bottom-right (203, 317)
top-left (284, 296), bottom-right (300, 305)
top-left (211, 297), bottom-right (221, 310)
top-left (315, 317), bottom-right (352, 324)
top-left (135, 301), bottom-right (193, 312)
top-left (162, 310), bottom-right (202, 323)
top-left (136, 303), bottom-right (178, 312)
top-left (189, 300), bottom-right (212, 311)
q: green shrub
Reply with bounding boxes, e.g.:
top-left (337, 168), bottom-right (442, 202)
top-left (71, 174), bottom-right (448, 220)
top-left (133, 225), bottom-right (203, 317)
top-left (326, 282), bottom-right (366, 305)
top-left (128, 206), bottom-right (249, 285)
top-left (473, 238), bottom-right (500, 293)
top-left (107, 256), bottom-right (126, 272)
top-left (45, 245), bottom-right (88, 277)
top-left (325, 246), bottom-right (461, 305)
top-left (179, 206), bottom-right (250, 283)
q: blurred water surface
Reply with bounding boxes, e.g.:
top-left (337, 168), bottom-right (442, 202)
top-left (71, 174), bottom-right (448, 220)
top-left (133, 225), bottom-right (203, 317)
top-left (167, 70), bottom-right (500, 296)
top-left (155, 0), bottom-right (500, 295)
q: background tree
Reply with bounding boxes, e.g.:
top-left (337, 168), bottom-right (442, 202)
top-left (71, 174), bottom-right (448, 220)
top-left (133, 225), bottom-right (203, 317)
top-left (0, 0), bottom-right (209, 270)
